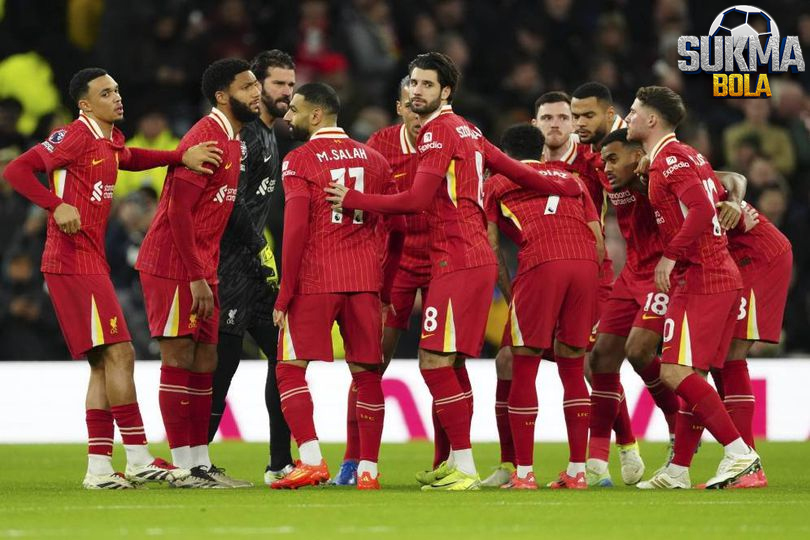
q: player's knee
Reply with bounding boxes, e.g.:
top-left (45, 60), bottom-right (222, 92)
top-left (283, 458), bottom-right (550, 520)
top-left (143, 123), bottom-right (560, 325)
top-left (102, 342), bottom-right (135, 370)
top-left (659, 363), bottom-right (690, 390)
top-left (418, 349), bottom-right (453, 370)
top-left (624, 341), bottom-right (653, 370)
top-left (158, 337), bottom-right (195, 369)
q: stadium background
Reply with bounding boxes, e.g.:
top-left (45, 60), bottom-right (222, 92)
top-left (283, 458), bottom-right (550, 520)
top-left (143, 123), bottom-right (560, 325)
top-left (0, 0), bottom-right (808, 362)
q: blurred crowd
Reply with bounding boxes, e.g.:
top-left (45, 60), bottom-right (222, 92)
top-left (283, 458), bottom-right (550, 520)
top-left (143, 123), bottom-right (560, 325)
top-left (1, 0), bottom-right (809, 359)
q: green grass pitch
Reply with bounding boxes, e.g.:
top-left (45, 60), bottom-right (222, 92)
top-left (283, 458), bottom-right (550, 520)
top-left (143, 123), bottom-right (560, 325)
top-left (1, 441), bottom-right (808, 539)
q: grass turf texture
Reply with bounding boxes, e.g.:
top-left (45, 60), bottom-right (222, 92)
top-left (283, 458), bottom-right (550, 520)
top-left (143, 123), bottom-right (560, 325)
top-left (0, 441), bottom-right (807, 539)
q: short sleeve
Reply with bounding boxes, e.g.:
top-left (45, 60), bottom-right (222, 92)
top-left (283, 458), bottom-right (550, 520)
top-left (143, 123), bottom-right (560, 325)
top-left (33, 126), bottom-right (84, 171)
top-left (416, 122), bottom-right (456, 177)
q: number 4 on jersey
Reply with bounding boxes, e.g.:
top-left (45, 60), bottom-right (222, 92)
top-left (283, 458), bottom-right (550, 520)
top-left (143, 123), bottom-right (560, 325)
top-left (331, 167), bottom-right (365, 224)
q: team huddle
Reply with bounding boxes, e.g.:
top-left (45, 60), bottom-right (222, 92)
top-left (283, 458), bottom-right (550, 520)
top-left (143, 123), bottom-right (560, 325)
top-left (2, 50), bottom-right (791, 491)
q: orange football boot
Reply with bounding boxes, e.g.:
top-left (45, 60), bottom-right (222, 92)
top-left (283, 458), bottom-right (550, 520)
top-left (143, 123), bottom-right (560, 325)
top-left (547, 471), bottom-right (588, 489)
top-left (356, 471), bottom-right (381, 490)
top-left (270, 460), bottom-right (330, 489)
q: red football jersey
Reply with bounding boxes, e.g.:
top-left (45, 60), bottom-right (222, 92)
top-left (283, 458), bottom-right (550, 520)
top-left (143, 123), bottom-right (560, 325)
top-left (606, 186), bottom-right (664, 280)
top-left (136, 108), bottom-right (242, 283)
top-left (719, 191), bottom-right (792, 274)
top-left (484, 160), bottom-right (598, 275)
top-left (366, 124), bottom-right (430, 275)
top-left (282, 127), bottom-right (394, 294)
top-left (416, 105), bottom-right (495, 275)
top-left (33, 113), bottom-right (127, 275)
top-left (647, 135), bottom-right (742, 294)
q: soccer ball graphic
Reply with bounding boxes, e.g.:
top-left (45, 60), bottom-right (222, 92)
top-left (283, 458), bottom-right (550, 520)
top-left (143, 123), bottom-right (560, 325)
top-left (708, 5), bottom-right (780, 48)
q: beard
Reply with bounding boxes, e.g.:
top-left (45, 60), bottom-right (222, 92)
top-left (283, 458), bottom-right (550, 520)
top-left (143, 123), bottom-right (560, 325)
top-left (288, 122), bottom-right (311, 141)
top-left (263, 93), bottom-right (290, 118)
top-left (229, 95), bottom-right (260, 124)
top-left (410, 95), bottom-right (442, 115)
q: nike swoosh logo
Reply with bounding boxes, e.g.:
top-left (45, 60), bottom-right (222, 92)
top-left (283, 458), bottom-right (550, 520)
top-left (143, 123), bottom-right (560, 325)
top-left (224, 162), bottom-right (232, 169)
top-left (662, 346), bottom-right (671, 352)
top-left (180, 400), bottom-right (190, 405)
top-left (642, 313), bottom-right (661, 320)
top-left (264, 155), bottom-right (272, 162)
top-left (420, 333), bottom-right (435, 339)
top-left (92, 158), bottom-right (104, 166)
top-left (394, 172), bottom-right (407, 178)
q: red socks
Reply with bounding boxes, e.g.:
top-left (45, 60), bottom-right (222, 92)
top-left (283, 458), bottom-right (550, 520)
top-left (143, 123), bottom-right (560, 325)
top-left (188, 372), bottom-right (213, 448)
top-left (159, 365), bottom-right (191, 449)
top-left (637, 356), bottom-right (679, 433)
top-left (110, 402), bottom-right (148, 446)
top-left (454, 365), bottom-right (474, 432)
top-left (86, 408), bottom-right (114, 457)
top-left (719, 359), bottom-right (756, 448)
top-left (344, 383), bottom-right (360, 461)
top-left (613, 389), bottom-right (636, 445)
top-left (508, 355), bottom-right (541, 466)
top-left (352, 370), bottom-right (385, 463)
top-left (276, 363), bottom-right (318, 446)
top-left (432, 404), bottom-right (451, 467)
top-left (672, 401), bottom-right (704, 467)
top-left (557, 357), bottom-right (590, 463)
top-left (495, 378), bottom-right (515, 465)
top-left (588, 372), bottom-right (621, 461)
top-left (675, 373), bottom-right (740, 447)
top-left (420, 367), bottom-right (471, 451)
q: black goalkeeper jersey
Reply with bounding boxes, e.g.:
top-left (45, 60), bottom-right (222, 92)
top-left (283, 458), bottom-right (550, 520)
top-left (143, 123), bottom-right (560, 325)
top-left (218, 117), bottom-right (284, 279)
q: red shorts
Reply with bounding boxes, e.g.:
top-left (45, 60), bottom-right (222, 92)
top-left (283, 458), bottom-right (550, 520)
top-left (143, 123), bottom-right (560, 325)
top-left (598, 270), bottom-right (669, 337)
top-left (587, 267), bottom-right (615, 351)
top-left (734, 250), bottom-right (792, 343)
top-left (661, 288), bottom-right (741, 371)
top-left (44, 273), bottom-right (131, 359)
top-left (386, 267), bottom-right (430, 331)
top-left (279, 292), bottom-right (382, 364)
top-left (140, 273), bottom-right (219, 344)
top-left (503, 260), bottom-right (598, 350)
top-left (419, 265), bottom-right (497, 358)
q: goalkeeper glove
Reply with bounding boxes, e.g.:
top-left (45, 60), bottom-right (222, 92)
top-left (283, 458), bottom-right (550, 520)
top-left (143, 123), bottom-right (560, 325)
top-left (259, 244), bottom-right (279, 290)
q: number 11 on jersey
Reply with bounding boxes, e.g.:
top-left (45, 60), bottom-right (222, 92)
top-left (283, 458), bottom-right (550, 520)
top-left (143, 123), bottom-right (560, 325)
top-left (331, 167), bottom-right (365, 224)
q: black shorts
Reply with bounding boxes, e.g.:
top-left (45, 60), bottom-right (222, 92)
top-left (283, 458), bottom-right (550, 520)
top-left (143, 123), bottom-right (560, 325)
top-left (218, 273), bottom-right (276, 336)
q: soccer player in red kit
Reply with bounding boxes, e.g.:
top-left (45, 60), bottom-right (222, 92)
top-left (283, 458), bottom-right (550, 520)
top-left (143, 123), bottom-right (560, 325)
top-left (2, 67), bottom-right (222, 489)
top-left (332, 76), bottom-right (436, 485)
top-left (485, 124), bottom-right (601, 490)
top-left (658, 187), bottom-right (792, 489)
top-left (269, 82), bottom-right (404, 490)
top-left (625, 86), bottom-right (760, 489)
top-left (136, 58), bottom-right (261, 488)
top-left (326, 52), bottom-right (582, 491)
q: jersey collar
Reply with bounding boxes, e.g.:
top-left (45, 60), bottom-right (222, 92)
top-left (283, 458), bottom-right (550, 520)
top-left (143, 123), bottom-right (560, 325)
top-left (208, 107), bottom-right (238, 140)
top-left (399, 124), bottom-right (416, 155)
top-left (610, 114), bottom-right (627, 132)
top-left (649, 133), bottom-right (678, 163)
top-left (560, 135), bottom-right (578, 165)
top-left (422, 104), bottom-right (453, 127)
top-left (78, 112), bottom-right (110, 140)
top-left (310, 126), bottom-right (349, 140)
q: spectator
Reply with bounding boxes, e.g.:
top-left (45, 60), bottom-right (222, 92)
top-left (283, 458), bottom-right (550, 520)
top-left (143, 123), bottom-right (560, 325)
top-left (723, 99), bottom-right (797, 177)
top-left (0, 98), bottom-right (27, 149)
top-left (0, 146), bottom-right (30, 255)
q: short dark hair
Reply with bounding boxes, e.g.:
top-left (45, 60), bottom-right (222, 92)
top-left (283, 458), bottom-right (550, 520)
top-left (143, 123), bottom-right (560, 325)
top-left (295, 82), bottom-right (340, 116)
top-left (572, 82), bottom-right (613, 104)
top-left (635, 86), bottom-right (686, 128)
top-left (500, 124), bottom-right (545, 161)
top-left (408, 52), bottom-right (461, 103)
top-left (69, 67), bottom-right (108, 105)
top-left (600, 127), bottom-right (642, 149)
top-left (533, 91), bottom-right (571, 116)
top-left (398, 75), bottom-right (410, 92)
top-left (201, 58), bottom-right (252, 105)
top-left (250, 49), bottom-right (295, 83)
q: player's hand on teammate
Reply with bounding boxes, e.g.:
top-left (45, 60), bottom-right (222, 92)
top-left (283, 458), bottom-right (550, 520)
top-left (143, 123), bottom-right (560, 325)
top-left (259, 244), bottom-right (279, 290)
top-left (272, 309), bottom-right (285, 329)
top-left (715, 200), bottom-right (741, 230)
top-left (634, 155), bottom-right (650, 176)
top-left (654, 256), bottom-right (676, 293)
top-left (182, 141), bottom-right (223, 175)
top-left (740, 201), bottom-right (760, 232)
top-left (325, 182), bottom-right (349, 212)
top-left (190, 279), bottom-right (214, 319)
top-left (53, 203), bottom-right (81, 234)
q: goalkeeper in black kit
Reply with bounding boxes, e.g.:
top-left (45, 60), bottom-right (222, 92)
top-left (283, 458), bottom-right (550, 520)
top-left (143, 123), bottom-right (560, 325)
top-left (208, 50), bottom-right (296, 483)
